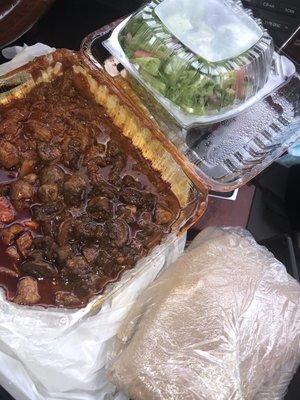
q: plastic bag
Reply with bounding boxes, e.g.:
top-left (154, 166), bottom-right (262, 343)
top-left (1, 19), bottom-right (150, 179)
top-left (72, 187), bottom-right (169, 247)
top-left (0, 233), bottom-right (186, 400)
top-left (108, 227), bottom-right (300, 400)
top-left (0, 43), bottom-right (55, 76)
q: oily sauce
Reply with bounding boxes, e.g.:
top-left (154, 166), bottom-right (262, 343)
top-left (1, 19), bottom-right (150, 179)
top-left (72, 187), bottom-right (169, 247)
top-left (0, 69), bottom-right (180, 308)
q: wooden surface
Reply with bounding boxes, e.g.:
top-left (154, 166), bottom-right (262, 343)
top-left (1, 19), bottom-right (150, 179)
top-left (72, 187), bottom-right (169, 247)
top-left (194, 185), bottom-right (256, 230)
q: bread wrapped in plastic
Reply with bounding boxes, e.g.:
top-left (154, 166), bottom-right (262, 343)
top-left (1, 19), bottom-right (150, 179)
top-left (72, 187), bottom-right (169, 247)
top-left (108, 227), bottom-right (300, 400)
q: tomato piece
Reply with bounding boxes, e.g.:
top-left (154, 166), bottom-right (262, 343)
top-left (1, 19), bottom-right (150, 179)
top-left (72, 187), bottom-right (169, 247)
top-left (134, 50), bottom-right (155, 58)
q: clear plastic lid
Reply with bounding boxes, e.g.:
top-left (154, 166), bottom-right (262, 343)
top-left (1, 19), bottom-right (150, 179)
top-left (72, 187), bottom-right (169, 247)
top-left (155, 0), bottom-right (263, 63)
top-left (104, 0), bottom-right (275, 126)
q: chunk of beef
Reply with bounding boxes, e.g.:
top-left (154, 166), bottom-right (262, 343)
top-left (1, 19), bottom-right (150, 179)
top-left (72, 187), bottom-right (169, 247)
top-left (107, 219), bottom-right (129, 248)
top-left (41, 220), bottom-right (57, 239)
top-left (5, 246), bottom-right (20, 262)
top-left (120, 188), bottom-right (156, 210)
top-left (86, 162), bottom-right (100, 185)
top-left (109, 154), bottom-right (126, 183)
top-left (22, 258), bottom-right (57, 278)
top-left (82, 245), bottom-right (99, 264)
top-left (38, 183), bottom-right (59, 203)
top-left (106, 140), bottom-right (122, 157)
top-left (37, 141), bottom-right (61, 162)
top-left (56, 244), bottom-right (74, 264)
top-left (32, 202), bottom-right (64, 221)
top-left (16, 231), bottom-right (33, 256)
top-left (137, 211), bottom-right (153, 229)
top-left (10, 180), bottom-right (34, 201)
top-left (122, 175), bottom-right (143, 189)
top-left (13, 277), bottom-right (41, 305)
top-left (87, 196), bottom-right (112, 221)
top-left (66, 255), bottom-right (89, 277)
top-left (34, 236), bottom-right (58, 261)
top-left (39, 165), bottom-right (64, 186)
top-left (91, 180), bottom-right (117, 199)
top-left (57, 218), bottom-right (75, 245)
top-left (138, 227), bottom-right (164, 249)
top-left (62, 137), bottom-right (81, 170)
top-left (94, 248), bottom-right (113, 270)
top-left (19, 159), bottom-right (36, 177)
top-left (27, 120), bottom-right (52, 141)
top-left (55, 291), bottom-right (81, 307)
top-left (83, 144), bottom-right (106, 165)
top-left (0, 141), bottom-right (19, 168)
top-left (116, 204), bottom-right (137, 224)
top-left (23, 173), bottom-right (38, 184)
top-left (63, 174), bottom-right (86, 206)
top-left (155, 204), bottom-right (174, 225)
top-left (0, 196), bottom-right (15, 223)
top-left (1, 224), bottom-right (24, 245)
top-left (0, 108), bottom-right (28, 138)
top-left (75, 219), bottom-right (104, 242)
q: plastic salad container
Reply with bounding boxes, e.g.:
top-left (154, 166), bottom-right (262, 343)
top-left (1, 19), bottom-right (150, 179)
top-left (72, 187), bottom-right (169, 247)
top-left (104, 0), bottom-right (296, 128)
top-left (83, 17), bottom-right (300, 192)
top-left (105, 0), bottom-right (264, 122)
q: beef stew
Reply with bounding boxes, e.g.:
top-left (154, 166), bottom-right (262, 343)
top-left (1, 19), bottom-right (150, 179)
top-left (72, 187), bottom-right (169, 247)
top-left (0, 66), bottom-right (181, 308)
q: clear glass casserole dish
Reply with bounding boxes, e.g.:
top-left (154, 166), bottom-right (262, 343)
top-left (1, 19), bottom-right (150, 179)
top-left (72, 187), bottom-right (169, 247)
top-left (0, 49), bottom-right (207, 310)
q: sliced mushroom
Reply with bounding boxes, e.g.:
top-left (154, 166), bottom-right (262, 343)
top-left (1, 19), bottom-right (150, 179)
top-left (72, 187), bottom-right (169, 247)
top-left (82, 245), bottom-right (100, 264)
top-left (10, 180), bottom-right (34, 201)
top-left (37, 141), bottom-right (61, 162)
top-left (39, 165), bottom-right (64, 186)
top-left (66, 255), bottom-right (89, 277)
top-left (5, 246), bottom-right (20, 262)
top-left (63, 174), bottom-right (86, 206)
top-left (87, 196), bottom-right (112, 221)
top-left (107, 219), bottom-right (129, 248)
top-left (21, 259), bottom-right (57, 278)
top-left (16, 231), bottom-right (33, 256)
top-left (13, 277), bottom-right (41, 305)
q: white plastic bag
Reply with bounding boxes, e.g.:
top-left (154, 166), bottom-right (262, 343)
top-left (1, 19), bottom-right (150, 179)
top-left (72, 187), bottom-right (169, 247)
top-left (108, 227), bottom-right (300, 400)
top-left (0, 233), bottom-right (186, 400)
top-left (0, 43), bottom-right (55, 76)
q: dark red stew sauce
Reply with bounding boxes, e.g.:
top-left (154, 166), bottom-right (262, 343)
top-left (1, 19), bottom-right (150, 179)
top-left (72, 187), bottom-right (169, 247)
top-left (0, 70), bottom-right (179, 308)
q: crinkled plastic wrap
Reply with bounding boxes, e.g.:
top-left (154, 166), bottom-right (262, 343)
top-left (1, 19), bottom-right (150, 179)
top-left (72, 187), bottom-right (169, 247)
top-left (108, 227), bottom-right (300, 400)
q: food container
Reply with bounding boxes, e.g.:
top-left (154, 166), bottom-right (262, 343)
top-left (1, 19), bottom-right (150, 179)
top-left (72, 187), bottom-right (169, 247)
top-left (83, 19), bottom-right (300, 193)
top-left (0, 49), bottom-right (207, 314)
top-left (103, 0), bottom-right (296, 128)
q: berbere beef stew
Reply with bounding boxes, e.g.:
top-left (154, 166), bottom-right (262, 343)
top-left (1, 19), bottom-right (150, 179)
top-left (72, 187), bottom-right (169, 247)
top-left (0, 69), bottom-right (180, 308)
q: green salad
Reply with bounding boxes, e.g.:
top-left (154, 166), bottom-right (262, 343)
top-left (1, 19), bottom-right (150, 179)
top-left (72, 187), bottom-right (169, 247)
top-left (120, 16), bottom-right (247, 116)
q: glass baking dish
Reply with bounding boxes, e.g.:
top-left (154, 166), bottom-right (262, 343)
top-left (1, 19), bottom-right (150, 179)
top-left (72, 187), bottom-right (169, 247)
top-left (82, 21), bottom-right (300, 192)
top-left (0, 49), bottom-right (207, 313)
top-left (103, 0), bottom-right (296, 128)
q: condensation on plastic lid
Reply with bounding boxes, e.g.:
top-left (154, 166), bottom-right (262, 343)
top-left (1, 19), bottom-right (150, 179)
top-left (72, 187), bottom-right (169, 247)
top-left (155, 0), bottom-right (263, 63)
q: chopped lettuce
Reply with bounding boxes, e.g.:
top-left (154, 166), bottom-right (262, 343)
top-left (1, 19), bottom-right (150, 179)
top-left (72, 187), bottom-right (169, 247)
top-left (121, 17), bottom-right (247, 115)
top-left (133, 57), bottom-right (161, 76)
